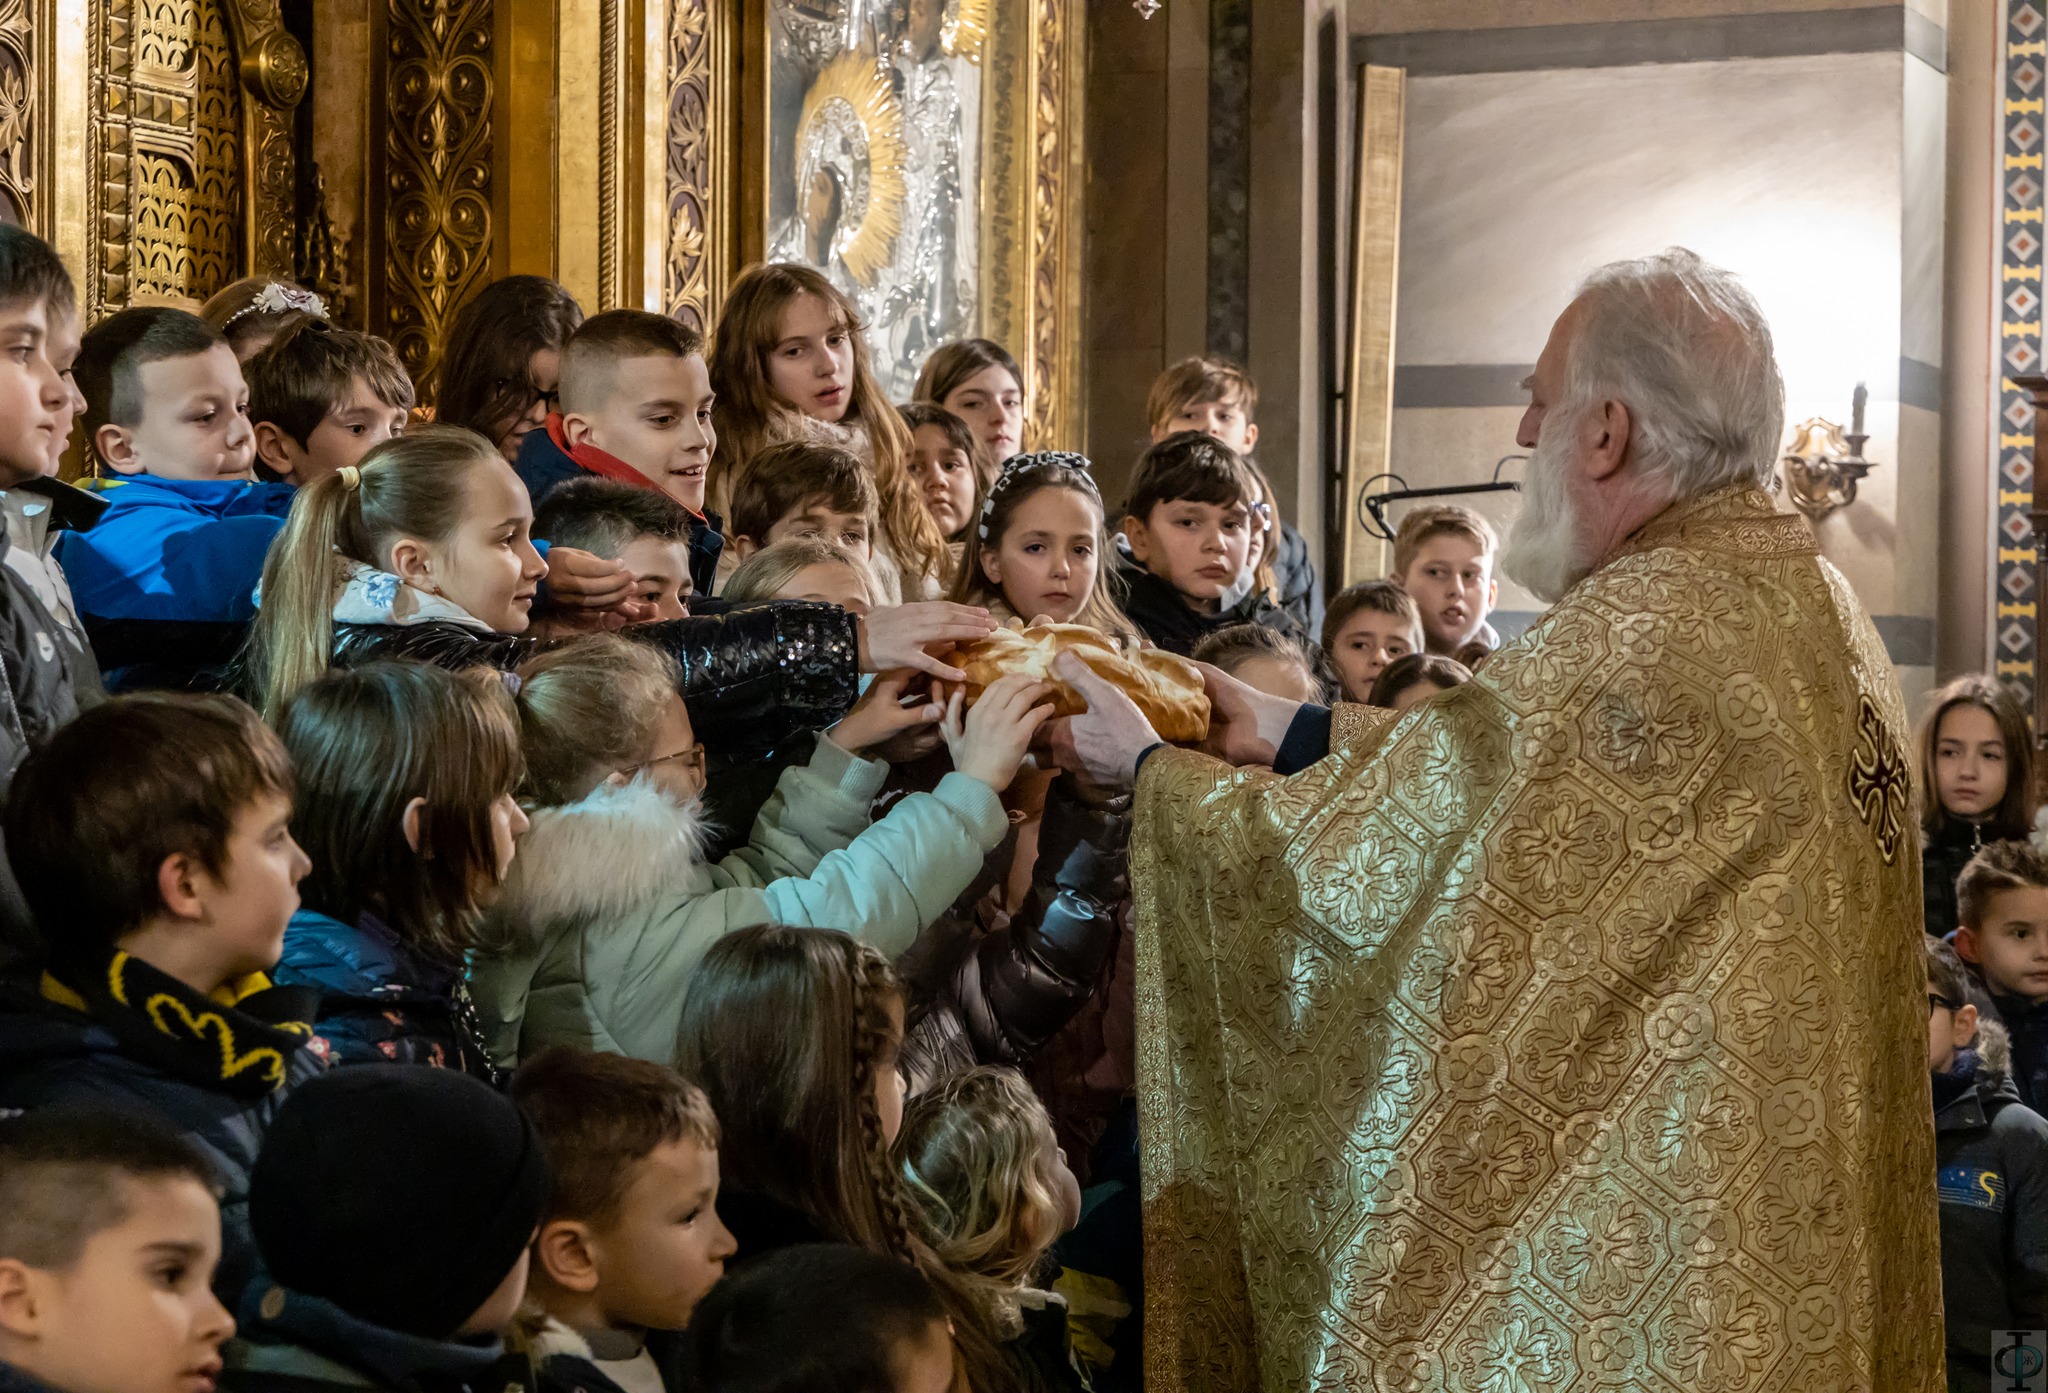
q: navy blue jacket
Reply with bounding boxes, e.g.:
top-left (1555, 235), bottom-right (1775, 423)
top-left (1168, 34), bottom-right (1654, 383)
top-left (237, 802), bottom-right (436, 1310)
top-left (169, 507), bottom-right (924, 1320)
top-left (1937, 1051), bottom-right (2048, 1386)
top-left (53, 476), bottom-right (294, 691)
top-left (226, 1275), bottom-right (533, 1393)
top-left (514, 425), bottom-right (725, 598)
top-left (0, 984), bottom-right (323, 1308)
top-left (273, 910), bottom-right (494, 1080)
top-left (1980, 984), bottom-right (2048, 1116)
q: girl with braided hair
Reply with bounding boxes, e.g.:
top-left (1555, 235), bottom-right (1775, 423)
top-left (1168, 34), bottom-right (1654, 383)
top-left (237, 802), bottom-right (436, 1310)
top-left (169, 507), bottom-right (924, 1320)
top-left (676, 926), bottom-right (1024, 1393)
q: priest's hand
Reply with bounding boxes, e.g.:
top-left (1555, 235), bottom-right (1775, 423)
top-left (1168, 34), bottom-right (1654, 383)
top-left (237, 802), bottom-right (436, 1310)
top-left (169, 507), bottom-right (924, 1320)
top-left (1042, 651), bottom-right (1158, 790)
top-left (1195, 660), bottom-right (1304, 768)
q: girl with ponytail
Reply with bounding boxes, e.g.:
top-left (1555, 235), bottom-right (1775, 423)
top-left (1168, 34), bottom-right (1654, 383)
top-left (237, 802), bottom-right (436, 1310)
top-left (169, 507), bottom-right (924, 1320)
top-left (676, 926), bottom-right (1024, 1393)
top-left (245, 423), bottom-right (995, 742)
top-left (708, 263), bottom-right (949, 602)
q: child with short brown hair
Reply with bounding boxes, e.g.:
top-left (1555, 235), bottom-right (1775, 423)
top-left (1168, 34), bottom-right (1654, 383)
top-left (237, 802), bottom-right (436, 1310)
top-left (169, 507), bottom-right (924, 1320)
top-left (516, 310), bottom-right (723, 597)
top-left (533, 478), bottom-right (700, 623)
top-left (1322, 580), bottom-right (1423, 704)
top-left (724, 440), bottom-right (879, 565)
top-left (513, 1048), bottom-right (734, 1393)
top-left (1957, 840), bottom-right (2048, 1113)
top-left (0, 1109), bottom-right (233, 1393)
top-left (0, 694), bottom-right (319, 1307)
top-left (244, 317), bottom-right (413, 487)
top-left (1367, 652), bottom-right (1471, 712)
top-left (1390, 504), bottom-right (1499, 657)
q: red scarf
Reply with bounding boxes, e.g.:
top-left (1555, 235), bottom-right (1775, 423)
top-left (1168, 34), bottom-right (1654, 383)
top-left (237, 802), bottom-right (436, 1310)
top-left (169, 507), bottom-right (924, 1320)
top-left (544, 415), bottom-right (710, 522)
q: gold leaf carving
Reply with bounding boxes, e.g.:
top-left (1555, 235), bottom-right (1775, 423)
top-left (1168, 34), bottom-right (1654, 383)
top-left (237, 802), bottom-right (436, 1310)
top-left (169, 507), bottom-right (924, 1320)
top-left (384, 0), bottom-right (494, 401)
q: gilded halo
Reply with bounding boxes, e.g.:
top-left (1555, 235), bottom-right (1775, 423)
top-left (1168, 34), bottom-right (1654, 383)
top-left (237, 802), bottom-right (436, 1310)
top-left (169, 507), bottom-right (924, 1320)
top-left (793, 51), bottom-right (909, 288)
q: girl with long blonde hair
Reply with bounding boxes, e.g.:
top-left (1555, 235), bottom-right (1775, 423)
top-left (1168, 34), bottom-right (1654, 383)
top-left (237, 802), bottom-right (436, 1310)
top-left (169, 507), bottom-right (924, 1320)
top-left (708, 263), bottom-right (948, 601)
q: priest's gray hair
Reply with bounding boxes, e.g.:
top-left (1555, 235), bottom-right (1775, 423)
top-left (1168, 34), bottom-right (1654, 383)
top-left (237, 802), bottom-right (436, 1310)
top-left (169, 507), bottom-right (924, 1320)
top-left (1563, 248), bottom-right (1786, 501)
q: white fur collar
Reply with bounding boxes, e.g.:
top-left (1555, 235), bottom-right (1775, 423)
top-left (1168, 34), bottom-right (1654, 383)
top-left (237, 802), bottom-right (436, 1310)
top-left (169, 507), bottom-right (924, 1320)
top-left (493, 778), bottom-right (711, 943)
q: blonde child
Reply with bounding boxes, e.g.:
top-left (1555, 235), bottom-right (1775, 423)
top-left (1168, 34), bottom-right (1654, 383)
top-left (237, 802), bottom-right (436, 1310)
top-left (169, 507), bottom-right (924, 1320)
top-left (1190, 623), bottom-right (1331, 705)
top-left (723, 535), bottom-right (877, 616)
top-left (471, 633), bottom-right (1051, 1068)
top-left (708, 263), bottom-right (947, 602)
top-left (1390, 503), bottom-right (1500, 657)
top-left (1920, 675), bottom-right (2037, 941)
top-left (896, 1067), bottom-right (1086, 1392)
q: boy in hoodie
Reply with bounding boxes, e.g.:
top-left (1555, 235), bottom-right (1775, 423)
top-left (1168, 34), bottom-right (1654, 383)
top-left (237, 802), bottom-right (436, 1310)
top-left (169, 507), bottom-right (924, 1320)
top-left (514, 311), bottom-right (722, 597)
top-left (1955, 839), bottom-right (2048, 1110)
top-left (1929, 934), bottom-right (2048, 1386)
top-left (512, 1048), bottom-right (735, 1393)
top-left (223, 1066), bottom-right (551, 1393)
top-left (1145, 355), bottom-right (1321, 635)
top-left (244, 317), bottom-right (413, 488)
top-left (0, 1109), bottom-right (235, 1393)
top-left (56, 308), bottom-right (287, 692)
top-left (0, 694), bottom-right (321, 1310)
top-left (1116, 431), bottom-right (1299, 657)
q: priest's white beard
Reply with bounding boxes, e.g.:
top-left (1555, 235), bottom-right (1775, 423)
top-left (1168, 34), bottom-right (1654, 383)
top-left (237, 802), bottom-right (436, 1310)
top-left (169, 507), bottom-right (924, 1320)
top-left (1501, 413), bottom-right (1590, 603)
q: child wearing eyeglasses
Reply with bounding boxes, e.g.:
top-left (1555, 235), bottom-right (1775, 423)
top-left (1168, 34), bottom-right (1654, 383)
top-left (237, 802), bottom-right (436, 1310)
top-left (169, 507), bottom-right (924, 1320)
top-left (469, 633), bottom-right (1052, 1069)
top-left (1927, 932), bottom-right (2048, 1388)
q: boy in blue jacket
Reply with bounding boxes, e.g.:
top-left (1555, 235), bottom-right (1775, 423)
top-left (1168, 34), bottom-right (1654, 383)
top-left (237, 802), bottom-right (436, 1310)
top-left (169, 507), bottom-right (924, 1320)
top-left (58, 309), bottom-right (288, 692)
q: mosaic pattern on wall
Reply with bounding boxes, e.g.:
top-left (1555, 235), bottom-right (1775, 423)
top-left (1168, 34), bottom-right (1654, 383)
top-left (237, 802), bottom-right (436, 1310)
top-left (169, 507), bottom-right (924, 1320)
top-left (2000, 0), bottom-right (2046, 701)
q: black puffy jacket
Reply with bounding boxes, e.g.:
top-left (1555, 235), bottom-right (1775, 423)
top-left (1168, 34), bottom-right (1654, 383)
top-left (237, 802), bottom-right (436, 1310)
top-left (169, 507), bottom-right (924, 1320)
top-left (900, 777), bottom-right (1132, 1091)
top-left (328, 601), bottom-right (858, 752)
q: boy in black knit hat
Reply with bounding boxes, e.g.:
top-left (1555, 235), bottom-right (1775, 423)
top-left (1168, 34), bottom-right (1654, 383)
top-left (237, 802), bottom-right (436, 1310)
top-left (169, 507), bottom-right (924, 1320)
top-left (221, 1065), bottom-right (552, 1393)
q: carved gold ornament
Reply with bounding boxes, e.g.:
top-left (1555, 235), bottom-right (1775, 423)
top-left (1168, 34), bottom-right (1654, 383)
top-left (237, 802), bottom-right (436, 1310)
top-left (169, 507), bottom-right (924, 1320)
top-left (942, 0), bottom-right (989, 62)
top-left (793, 50), bottom-right (908, 289)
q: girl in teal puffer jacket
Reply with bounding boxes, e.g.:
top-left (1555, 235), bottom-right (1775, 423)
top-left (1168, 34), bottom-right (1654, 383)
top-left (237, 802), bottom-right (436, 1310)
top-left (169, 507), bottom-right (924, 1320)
top-left (470, 634), bottom-right (1052, 1067)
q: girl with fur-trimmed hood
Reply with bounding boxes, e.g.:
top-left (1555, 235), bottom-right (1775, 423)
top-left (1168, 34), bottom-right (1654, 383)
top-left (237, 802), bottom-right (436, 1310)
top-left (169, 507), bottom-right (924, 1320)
top-left (468, 634), bottom-right (1053, 1068)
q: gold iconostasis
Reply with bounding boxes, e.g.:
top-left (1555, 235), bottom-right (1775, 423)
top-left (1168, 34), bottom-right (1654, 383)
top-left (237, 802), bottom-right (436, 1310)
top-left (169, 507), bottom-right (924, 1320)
top-left (1, 0), bottom-right (1083, 443)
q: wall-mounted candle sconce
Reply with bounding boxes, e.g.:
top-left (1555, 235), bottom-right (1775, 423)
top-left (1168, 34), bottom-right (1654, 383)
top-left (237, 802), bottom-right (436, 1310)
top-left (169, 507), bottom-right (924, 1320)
top-left (1780, 383), bottom-right (1876, 525)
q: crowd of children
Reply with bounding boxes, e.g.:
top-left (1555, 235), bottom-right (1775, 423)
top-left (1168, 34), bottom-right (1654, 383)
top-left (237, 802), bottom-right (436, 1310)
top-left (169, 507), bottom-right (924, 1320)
top-left (9, 215), bottom-right (2017, 1393)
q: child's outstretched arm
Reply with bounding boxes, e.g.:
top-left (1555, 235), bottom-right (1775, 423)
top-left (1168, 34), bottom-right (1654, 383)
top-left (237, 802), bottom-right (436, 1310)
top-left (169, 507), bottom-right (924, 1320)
top-left (705, 675), bottom-right (1053, 958)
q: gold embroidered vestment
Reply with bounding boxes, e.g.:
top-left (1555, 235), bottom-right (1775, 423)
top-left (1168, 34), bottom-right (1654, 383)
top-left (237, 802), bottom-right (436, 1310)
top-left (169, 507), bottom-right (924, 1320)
top-left (1132, 487), bottom-right (1942, 1391)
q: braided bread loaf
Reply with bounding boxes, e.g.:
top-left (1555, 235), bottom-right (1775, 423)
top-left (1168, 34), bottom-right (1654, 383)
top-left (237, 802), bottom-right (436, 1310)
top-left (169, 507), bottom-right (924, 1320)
top-left (938, 621), bottom-right (1210, 743)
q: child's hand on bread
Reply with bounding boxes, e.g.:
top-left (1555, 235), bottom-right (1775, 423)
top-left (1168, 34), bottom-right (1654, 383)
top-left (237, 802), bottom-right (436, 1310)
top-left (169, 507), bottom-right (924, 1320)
top-left (942, 673), bottom-right (1057, 790)
top-left (827, 671), bottom-right (945, 758)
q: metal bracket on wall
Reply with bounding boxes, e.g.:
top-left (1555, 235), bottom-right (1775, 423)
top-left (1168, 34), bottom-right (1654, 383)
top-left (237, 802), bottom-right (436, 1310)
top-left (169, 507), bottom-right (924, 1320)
top-left (1357, 454), bottom-right (1523, 542)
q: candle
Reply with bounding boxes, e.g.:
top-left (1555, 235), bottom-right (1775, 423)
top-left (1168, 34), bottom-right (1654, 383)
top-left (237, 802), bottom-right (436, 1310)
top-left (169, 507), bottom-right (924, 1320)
top-left (1851, 381), bottom-right (1867, 438)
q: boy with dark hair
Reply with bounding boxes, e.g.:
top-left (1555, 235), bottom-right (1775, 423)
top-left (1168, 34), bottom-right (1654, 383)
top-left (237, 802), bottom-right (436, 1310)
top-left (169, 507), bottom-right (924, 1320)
top-left (1145, 355), bottom-right (1321, 634)
top-left (516, 310), bottom-right (721, 596)
top-left (1956, 839), bottom-right (2048, 1111)
top-left (1189, 622), bottom-right (1331, 705)
top-left (512, 1048), bottom-right (735, 1393)
top-left (1116, 430), bottom-right (1298, 656)
top-left (1390, 503), bottom-right (1500, 657)
top-left (0, 1109), bottom-right (235, 1393)
top-left (725, 441), bottom-right (878, 565)
top-left (1928, 933), bottom-right (2048, 1387)
top-left (533, 479), bottom-right (697, 623)
top-left (244, 318), bottom-right (413, 487)
top-left (224, 1066), bottom-right (551, 1393)
top-left (686, 1245), bottom-right (955, 1393)
top-left (0, 693), bottom-right (320, 1308)
top-left (57, 309), bottom-right (290, 692)
top-left (1322, 579), bottom-right (1423, 705)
